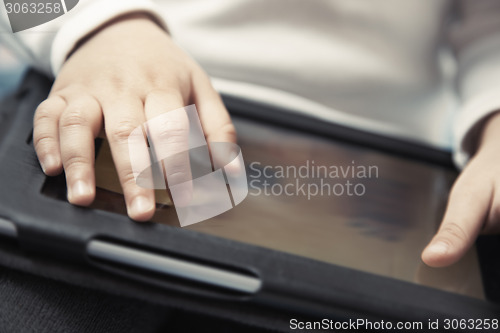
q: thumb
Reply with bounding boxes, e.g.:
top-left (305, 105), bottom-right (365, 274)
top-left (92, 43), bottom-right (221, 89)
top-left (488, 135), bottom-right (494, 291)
top-left (422, 178), bottom-right (491, 267)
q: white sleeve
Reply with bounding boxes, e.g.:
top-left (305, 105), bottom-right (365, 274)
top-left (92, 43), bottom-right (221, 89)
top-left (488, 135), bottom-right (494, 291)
top-left (0, 0), bottom-right (166, 76)
top-left (452, 0), bottom-right (500, 168)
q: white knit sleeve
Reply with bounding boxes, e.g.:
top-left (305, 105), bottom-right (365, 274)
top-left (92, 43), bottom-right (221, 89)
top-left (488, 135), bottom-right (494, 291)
top-left (0, 0), bottom-right (166, 76)
top-left (452, 0), bottom-right (500, 168)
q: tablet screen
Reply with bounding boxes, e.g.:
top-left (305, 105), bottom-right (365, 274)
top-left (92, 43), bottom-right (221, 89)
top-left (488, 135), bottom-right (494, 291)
top-left (43, 116), bottom-right (485, 300)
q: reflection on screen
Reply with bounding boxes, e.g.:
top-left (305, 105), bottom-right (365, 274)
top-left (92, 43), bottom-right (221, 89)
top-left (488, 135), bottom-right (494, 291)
top-left (89, 118), bottom-right (484, 300)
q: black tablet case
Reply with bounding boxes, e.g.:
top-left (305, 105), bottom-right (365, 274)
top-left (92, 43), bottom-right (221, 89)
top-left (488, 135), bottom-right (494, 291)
top-left (0, 70), bottom-right (499, 332)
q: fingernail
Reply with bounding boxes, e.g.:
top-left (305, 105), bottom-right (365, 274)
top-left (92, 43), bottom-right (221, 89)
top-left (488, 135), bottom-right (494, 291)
top-left (41, 155), bottom-right (57, 173)
top-left (130, 196), bottom-right (154, 217)
top-left (69, 180), bottom-right (91, 201)
top-left (427, 242), bottom-right (449, 256)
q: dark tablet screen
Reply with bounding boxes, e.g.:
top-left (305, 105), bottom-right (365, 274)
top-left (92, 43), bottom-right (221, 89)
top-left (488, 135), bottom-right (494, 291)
top-left (43, 116), bottom-right (485, 300)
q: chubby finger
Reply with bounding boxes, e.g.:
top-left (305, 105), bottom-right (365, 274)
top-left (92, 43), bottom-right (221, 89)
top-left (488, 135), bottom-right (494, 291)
top-left (33, 96), bottom-right (66, 175)
top-left (59, 95), bottom-right (102, 206)
top-left (104, 98), bottom-right (155, 221)
top-left (422, 177), bottom-right (492, 267)
top-left (144, 90), bottom-right (192, 206)
top-left (191, 69), bottom-right (236, 144)
top-left (191, 69), bottom-right (241, 173)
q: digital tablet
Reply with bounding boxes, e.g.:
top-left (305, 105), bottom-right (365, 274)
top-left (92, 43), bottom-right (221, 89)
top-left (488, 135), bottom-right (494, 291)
top-left (42, 114), bottom-right (485, 300)
top-left (1, 70), bottom-right (499, 329)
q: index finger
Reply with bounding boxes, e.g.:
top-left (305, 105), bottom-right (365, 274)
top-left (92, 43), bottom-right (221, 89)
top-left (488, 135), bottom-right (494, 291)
top-left (103, 98), bottom-right (156, 221)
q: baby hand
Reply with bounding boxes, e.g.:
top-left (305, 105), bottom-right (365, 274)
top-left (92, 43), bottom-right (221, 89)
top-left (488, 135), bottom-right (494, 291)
top-left (33, 13), bottom-right (236, 221)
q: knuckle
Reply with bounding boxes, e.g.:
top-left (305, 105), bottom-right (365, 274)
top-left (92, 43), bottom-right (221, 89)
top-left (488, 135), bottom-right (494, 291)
top-left (34, 108), bottom-right (51, 123)
top-left (167, 170), bottom-right (187, 178)
top-left (33, 134), bottom-right (54, 152)
top-left (108, 120), bottom-right (140, 144)
top-left (64, 154), bottom-right (91, 171)
top-left (148, 114), bottom-right (189, 145)
top-left (439, 222), bottom-right (469, 245)
top-left (60, 108), bottom-right (88, 129)
top-left (166, 169), bottom-right (190, 184)
top-left (119, 170), bottom-right (139, 189)
top-left (35, 102), bottom-right (57, 123)
top-left (109, 73), bottom-right (127, 93)
top-left (156, 123), bottom-right (188, 142)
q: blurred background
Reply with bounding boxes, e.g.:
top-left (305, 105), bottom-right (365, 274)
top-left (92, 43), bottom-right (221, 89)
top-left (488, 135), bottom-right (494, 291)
top-left (0, 42), bottom-right (27, 99)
